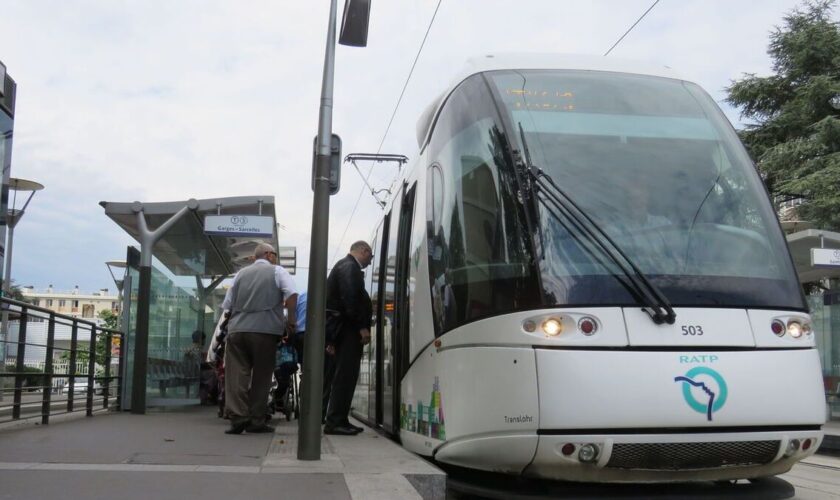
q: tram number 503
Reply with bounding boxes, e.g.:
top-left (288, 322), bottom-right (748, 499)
top-left (681, 325), bottom-right (704, 336)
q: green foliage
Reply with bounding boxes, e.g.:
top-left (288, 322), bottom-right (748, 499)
top-left (98, 309), bottom-right (119, 330)
top-left (6, 281), bottom-right (30, 303)
top-left (726, 0), bottom-right (840, 230)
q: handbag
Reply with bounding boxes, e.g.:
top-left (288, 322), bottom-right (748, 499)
top-left (277, 343), bottom-right (297, 366)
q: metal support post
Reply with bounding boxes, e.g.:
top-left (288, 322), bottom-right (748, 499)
top-left (11, 310), bottom-right (27, 420)
top-left (298, 0), bottom-right (338, 461)
top-left (119, 273), bottom-right (132, 408)
top-left (41, 313), bottom-right (55, 424)
top-left (67, 321), bottom-right (78, 413)
top-left (0, 224), bottom-right (16, 391)
top-left (104, 329), bottom-right (112, 409)
top-left (130, 200), bottom-right (197, 414)
top-left (86, 325), bottom-right (96, 416)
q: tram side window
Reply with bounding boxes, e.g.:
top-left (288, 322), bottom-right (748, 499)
top-left (426, 75), bottom-right (538, 336)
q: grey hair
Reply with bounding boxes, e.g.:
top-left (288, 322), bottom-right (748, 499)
top-left (254, 242), bottom-right (276, 259)
top-left (350, 240), bottom-right (371, 252)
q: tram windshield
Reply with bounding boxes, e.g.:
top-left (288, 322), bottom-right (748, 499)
top-left (488, 70), bottom-right (804, 309)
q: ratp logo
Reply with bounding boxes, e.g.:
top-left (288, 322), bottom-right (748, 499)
top-left (674, 366), bottom-right (728, 421)
top-left (230, 216), bottom-right (249, 226)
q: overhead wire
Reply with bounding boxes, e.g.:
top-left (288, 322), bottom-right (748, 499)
top-left (603, 0), bottom-right (661, 56)
top-left (330, 0), bottom-right (444, 264)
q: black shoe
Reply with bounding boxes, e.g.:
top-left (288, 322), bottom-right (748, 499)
top-left (324, 425), bottom-right (361, 436)
top-left (225, 421), bottom-right (247, 435)
top-left (345, 423), bottom-right (364, 432)
top-left (245, 423), bottom-right (276, 433)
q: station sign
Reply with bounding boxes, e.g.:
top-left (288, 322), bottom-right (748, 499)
top-left (204, 215), bottom-right (274, 238)
top-left (811, 248), bottom-right (840, 267)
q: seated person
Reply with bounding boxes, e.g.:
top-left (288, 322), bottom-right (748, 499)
top-left (273, 338), bottom-right (298, 412)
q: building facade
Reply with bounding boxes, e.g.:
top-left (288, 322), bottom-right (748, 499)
top-left (0, 60), bottom-right (16, 291)
top-left (22, 286), bottom-right (120, 321)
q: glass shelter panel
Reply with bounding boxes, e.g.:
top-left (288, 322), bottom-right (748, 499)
top-left (811, 292), bottom-right (840, 421)
top-left (146, 258), bottom-right (202, 404)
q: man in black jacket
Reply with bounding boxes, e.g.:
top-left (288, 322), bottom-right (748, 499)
top-left (323, 240), bottom-right (373, 435)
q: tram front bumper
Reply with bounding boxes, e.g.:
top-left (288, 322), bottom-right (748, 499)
top-left (524, 429), bottom-right (823, 483)
top-left (521, 347), bottom-right (825, 482)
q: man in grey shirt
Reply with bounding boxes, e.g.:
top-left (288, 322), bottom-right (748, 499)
top-left (222, 243), bottom-right (297, 434)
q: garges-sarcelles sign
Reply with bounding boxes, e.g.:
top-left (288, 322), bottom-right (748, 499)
top-left (811, 248), bottom-right (840, 268)
top-left (204, 215), bottom-right (274, 237)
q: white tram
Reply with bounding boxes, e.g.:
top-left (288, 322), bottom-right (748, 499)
top-left (350, 54), bottom-right (825, 482)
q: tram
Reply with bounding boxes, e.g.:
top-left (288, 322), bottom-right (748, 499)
top-left (350, 54), bottom-right (825, 483)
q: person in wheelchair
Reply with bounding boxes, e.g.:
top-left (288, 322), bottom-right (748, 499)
top-left (272, 337), bottom-right (298, 417)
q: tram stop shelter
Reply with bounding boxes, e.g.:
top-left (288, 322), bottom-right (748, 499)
top-left (784, 226), bottom-right (840, 426)
top-left (100, 196), bottom-right (295, 413)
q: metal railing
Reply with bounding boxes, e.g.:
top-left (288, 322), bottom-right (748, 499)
top-left (0, 296), bottom-right (124, 425)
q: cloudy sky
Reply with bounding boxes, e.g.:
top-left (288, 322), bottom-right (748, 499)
top-left (0, 0), bottom-right (818, 295)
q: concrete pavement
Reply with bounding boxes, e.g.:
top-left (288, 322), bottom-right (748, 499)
top-left (0, 406), bottom-right (444, 500)
top-left (1, 406), bottom-right (839, 499)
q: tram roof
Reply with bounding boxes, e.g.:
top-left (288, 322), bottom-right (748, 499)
top-left (99, 196), bottom-right (281, 278)
top-left (416, 53), bottom-right (684, 148)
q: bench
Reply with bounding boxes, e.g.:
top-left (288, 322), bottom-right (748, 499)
top-left (149, 357), bottom-right (199, 398)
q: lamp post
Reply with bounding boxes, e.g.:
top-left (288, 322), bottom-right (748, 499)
top-left (105, 260), bottom-right (129, 331)
top-left (2, 178), bottom-right (44, 297)
top-left (298, 0), bottom-right (371, 461)
top-left (0, 178), bottom-right (44, 398)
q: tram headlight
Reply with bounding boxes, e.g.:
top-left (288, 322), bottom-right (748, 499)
top-left (543, 318), bottom-right (563, 336)
top-left (787, 321), bottom-right (803, 339)
top-left (578, 443), bottom-right (600, 463)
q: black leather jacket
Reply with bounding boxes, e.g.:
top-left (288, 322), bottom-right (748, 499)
top-left (326, 254), bottom-right (372, 334)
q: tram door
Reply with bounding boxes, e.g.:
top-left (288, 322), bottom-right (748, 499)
top-left (367, 216), bottom-right (388, 424)
top-left (379, 184), bottom-right (416, 433)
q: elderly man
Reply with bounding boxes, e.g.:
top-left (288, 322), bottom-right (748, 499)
top-left (222, 243), bottom-right (297, 434)
top-left (323, 240), bottom-right (373, 435)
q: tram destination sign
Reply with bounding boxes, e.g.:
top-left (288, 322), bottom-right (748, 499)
top-left (811, 248), bottom-right (840, 267)
top-left (204, 215), bottom-right (274, 238)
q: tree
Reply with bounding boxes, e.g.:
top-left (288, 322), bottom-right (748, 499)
top-left (98, 309), bottom-right (119, 330)
top-left (726, 0), bottom-right (840, 231)
top-left (59, 310), bottom-right (117, 367)
top-left (6, 280), bottom-right (31, 303)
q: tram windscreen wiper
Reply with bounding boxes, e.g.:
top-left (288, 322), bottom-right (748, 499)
top-left (516, 123), bottom-right (676, 325)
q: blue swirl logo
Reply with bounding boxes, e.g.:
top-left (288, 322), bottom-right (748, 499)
top-left (674, 366), bottom-right (728, 421)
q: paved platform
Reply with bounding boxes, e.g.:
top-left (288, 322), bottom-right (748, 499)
top-left (819, 420), bottom-right (840, 453)
top-left (0, 406), bottom-right (444, 500)
top-left (1, 407), bottom-right (838, 499)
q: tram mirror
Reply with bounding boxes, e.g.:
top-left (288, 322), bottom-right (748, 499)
top-left (312, 133), bottom-right (342, 195)
top-left (338, 0), bottom-right (371, 47)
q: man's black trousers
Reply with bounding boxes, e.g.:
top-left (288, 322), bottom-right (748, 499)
top-left (325, 328), bottom-right (363, 428)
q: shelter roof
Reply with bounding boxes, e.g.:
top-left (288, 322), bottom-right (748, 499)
top-left (786, 229), bottom-right (840, 282)
top-left (100, 196), bottom-right (278, 277)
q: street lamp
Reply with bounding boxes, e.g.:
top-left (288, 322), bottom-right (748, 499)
top-left (298, 0), bottom-right (371, 461)
top-left (0, 178), bottom-right (44, 394)
top-left (105, 260), bottom-right (128, 328)
top-left (105, 260), bottom-right (127, 293)
top-left (2, 178), bottom-right (44, 297)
